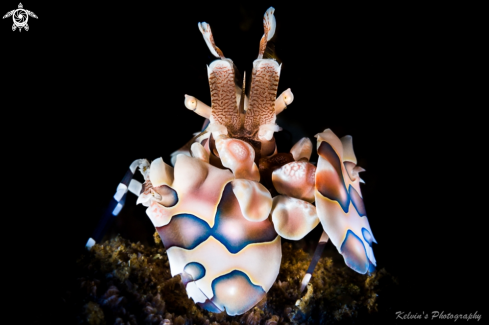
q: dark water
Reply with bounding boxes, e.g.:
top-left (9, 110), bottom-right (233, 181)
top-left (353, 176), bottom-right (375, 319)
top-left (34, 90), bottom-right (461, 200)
top-left (5, 2), bottom-right (484, 324)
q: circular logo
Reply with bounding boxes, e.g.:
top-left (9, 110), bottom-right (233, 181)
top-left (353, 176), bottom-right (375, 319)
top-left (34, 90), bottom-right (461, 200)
top-left (13, 9), bottom-right (27, 27)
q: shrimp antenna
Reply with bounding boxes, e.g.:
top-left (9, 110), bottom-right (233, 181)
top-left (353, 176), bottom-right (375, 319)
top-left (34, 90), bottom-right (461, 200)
top-left (238, 71), bottom-right (246, 115)
top-left (257, 7), bottom-right (276, 59)
top-left (198, 22), bottom-right (225, 59)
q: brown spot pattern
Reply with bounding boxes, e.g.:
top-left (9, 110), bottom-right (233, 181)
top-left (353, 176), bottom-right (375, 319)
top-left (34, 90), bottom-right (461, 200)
top-left (209, 62), bottom-right (239, 133)
top-left (245, 62), bottom-right (279, 135)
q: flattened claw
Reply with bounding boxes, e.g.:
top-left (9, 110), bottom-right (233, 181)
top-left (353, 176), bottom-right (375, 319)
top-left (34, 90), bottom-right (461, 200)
top-left (314, 129), bottom-right (376, 274)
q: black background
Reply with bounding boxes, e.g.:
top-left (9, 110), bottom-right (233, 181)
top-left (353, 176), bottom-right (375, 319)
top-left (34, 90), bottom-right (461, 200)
top-left (2, 1), bottom-right (485, 324)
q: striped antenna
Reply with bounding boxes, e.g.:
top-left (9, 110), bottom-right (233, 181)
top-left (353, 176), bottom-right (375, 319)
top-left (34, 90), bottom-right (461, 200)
top-left (85, 159), bottom-right (148, 249)
top-left (300, 231), bottom-right (329, 293)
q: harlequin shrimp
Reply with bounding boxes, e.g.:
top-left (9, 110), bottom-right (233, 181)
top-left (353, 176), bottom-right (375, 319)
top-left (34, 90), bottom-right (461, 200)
top-left (87, 7), bottom-right (377, 316)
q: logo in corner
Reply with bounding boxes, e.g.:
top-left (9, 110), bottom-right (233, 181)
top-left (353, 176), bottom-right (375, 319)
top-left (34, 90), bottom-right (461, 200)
top-left (3, 3), bottom-right (37, 32)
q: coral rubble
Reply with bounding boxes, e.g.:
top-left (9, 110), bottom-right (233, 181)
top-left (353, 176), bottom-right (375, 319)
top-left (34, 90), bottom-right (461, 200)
top-left (66, 233), bottom-right (392, 324)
